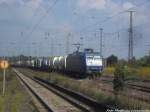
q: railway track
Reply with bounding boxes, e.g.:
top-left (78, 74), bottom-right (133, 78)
top-left (15, 70), bottom-right (52, 112)
top-left (18, 68), bottom-right (150, 103)
top-left (97, 78), bottom-right (150, 103)
top-left (99, 78), bottom-right (150, 93)
top-left (18, 67), bottom-right (150, 94)
top-left (13, 68), bottom-right (115, 112)
top-left (127, 83), bottom-right (150, 93)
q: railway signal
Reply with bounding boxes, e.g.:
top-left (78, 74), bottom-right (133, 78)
top-left (0, 60), bottom-right (9, 95)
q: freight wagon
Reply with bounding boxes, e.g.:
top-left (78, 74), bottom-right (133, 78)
top-left (12, 50), bottom-right (103, 78)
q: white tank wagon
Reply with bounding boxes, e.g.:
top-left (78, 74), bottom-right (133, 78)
top-left (53, 57), bottom-right (60, 70)
top-left (30, 59), bottom-right (35, 68)
top-left (58, 56), bottom-right (66, 70)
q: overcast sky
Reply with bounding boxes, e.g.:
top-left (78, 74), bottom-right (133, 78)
top-left (0, 0), bottom-right (150, 59)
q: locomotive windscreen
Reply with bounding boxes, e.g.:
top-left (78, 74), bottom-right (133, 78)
top-left (85, 53), bottom-right (102, 66)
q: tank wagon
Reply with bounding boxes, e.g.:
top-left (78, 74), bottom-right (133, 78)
top-left (41, 57), bottom-right (49, 71)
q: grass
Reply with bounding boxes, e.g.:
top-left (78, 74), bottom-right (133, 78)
top-left (103, 66), bottom-right (150, 80)
top-left (50, 74), bottom-right (150, 109)
top-left (123, 66), bottom-right (150, 80)
top-left (115, 91), bottom-right (150, 109)
top-left (0, 68), bottom-right (36, 112)
top-left (138, 67), bottom-right (150, 79)
top-left (21, 68), bottom-right (150, 109)
top-left (103, 67), bottom-right (115, 75)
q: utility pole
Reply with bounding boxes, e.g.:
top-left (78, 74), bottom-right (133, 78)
top-left (20, 32), bottom-right (23, 63)
top-left (44, 32), bottom-right (47, 56)
top-left (51, 37), bottom-right (54, 56)
top-left (117, 32), bottom-right (120, 40)
top-left (80, 37), bottom-right (84, 52)
top-left (128, 11), bottom-right (135, 62)
top-left (47, 32), bottom-right (50, 56)
top-left (44, 32), bottom-right (50, 56)
top-left (66, 33), bottom-right (71, 55)
top-left (57, 44), bottom-right (62, 55)
top-left (32, 42), bottom-right (37, 57)
top-left (99, 28), bottom-right (103, 57)
top-left (147, 45), bottom-right (150, 56)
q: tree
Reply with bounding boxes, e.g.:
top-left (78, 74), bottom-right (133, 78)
top-left (137, 56), bottom-right (150, 67)
top-left (107, 55), bottom-right (118, 66)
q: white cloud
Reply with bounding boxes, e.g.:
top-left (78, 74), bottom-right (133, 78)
top-left (0, 0), bottom-right (47, 21)
top-left (123, 2), bottom-right (134, 10)
top-left (77, 0), bottom-right (107, 10)
top-left (0, 0), bottom-right (23, 5)
top-left (0, 0), bottom-right (42, 10)
top-left (25, 0), bottom-right (42, 10)
top-left (77, 0), bottom-right (135, 14)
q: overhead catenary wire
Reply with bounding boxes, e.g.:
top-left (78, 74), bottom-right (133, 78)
top-left (104, 21), bottom-right (150, 37)
top-left (3, 0), bottom-right (150, 57)
top-left (76, 0), bottom-right (150, 34)
top-left (18, 0), bottom-right (59, 56)
top-left (26, 0), bottom-right (59, 38)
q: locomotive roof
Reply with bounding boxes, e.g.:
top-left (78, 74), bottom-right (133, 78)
top-left (85, 52), bottom-right (100, 55)
top-left (70, 51), bottom-right (101, 56)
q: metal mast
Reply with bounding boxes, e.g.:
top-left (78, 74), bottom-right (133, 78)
top-left (66, 33), bottom-right (71, 54)
top-left (51, 36), bottom-right (54, 56)
top-left (99, 28), bottom-right (103, 57)
top-left (128, 11), bottom-right (135, 62)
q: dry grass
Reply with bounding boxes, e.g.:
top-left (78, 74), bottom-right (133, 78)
top-left (103, 66), bottom-right (150, 80)
top-left (22, 68), bottom-right (150, 109)
top-left (103, 67), bottom-right (115, 75)
top-left (116, 91), bottom-right (150, 109)
top-left (49, 74), bottom-right (115, 105)
top-left (48, 74), bottom-right (150, 109)
top-left (0, 69), bottom-right (36, 112)
top-left (138, 67), bottom-right (150, 79)
top-left (123, 67), bottom-right (150, 80)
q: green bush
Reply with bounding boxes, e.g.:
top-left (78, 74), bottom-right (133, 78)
top-left (113, 64), bottom-right (125, 94)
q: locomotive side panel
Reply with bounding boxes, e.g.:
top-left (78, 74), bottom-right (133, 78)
top-left (66, 53), bottom-right (86, 74)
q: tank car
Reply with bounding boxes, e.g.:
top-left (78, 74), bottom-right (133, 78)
top-left (53, 56), bottom-right (59, 70)
top-left (41, 57), bottom-right (49, 71)
top-left (58, 56), bottom-right (67, 71)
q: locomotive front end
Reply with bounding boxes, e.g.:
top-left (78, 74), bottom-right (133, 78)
top-left (85, 53), bottom-right (103, 74)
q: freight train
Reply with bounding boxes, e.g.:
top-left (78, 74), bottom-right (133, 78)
top-left (13, 50), bottom-right (103, 78)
